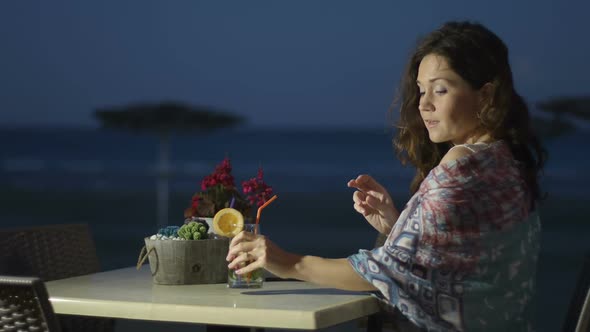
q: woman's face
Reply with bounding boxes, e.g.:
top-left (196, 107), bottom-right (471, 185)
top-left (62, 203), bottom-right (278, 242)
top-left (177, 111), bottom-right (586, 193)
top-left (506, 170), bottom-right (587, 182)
top-left (417, 54), bottom-right (483, 145)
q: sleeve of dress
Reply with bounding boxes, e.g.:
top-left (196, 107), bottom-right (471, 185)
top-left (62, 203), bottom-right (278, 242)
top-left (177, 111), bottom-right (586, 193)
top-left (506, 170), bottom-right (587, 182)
top-left (348, 246), bottom-right (404, 304)
top-left (411, 185), bottom-right (481, 272)
top-left (346, 182), bottom-right (480, 305)
top-left (414, 163), bottom-right (530, 272)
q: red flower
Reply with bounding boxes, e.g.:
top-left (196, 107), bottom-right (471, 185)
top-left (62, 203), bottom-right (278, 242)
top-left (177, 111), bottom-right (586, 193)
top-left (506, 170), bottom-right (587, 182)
top-left (242, 167), bottom-right (273, 208)
top-left (201, 157), bottom-right (235, 192)
top-left (185, 158), bottom-right (273, 219)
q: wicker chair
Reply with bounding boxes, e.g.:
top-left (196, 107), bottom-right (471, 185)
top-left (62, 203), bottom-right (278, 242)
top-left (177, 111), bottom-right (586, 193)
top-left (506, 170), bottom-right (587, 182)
top-left (0, 224), bottom-right (115, 332)
top-left (0, 275), bottom-right (61, 332)
top-left (563, 254), bottom-right (590, 332)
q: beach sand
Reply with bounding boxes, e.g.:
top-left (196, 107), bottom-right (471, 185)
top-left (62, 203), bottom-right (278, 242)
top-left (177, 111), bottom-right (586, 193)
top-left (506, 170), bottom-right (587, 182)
top-left (1, 187), bottom-right (587, 331)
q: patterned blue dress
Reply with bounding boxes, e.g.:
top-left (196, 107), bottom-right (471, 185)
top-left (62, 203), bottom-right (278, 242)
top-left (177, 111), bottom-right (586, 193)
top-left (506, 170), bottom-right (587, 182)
top-left (348, 141), bottom-right (541, 331)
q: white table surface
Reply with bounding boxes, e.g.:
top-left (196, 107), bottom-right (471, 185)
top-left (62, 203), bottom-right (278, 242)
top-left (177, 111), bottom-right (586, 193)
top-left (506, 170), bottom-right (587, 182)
top-left (46, 267), bottom-right (380, 330)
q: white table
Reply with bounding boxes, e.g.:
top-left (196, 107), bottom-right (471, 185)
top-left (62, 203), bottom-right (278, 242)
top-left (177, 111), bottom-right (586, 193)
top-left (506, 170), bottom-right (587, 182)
top-left (46, 267), bottom-right (381, 330)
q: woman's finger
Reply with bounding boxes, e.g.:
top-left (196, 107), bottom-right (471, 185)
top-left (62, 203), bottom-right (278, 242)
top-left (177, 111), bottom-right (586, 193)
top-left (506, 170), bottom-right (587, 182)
top-left (365, 193), bottom-right (389, 210)
top-left (355, 188), bottom-right (388, 209)
top-left (229, 230), bottom-right (256, 248)
top-left (366, 190), bottom-right (387, 203)
top-left (347, 174), bottom-right (369, 189)
top-left (351, 174), bottom-right (387, 194)
top-left (227, 251), bottom-right (252, 269)
top-left (352, 190), bottom-right (366, 204)
top-left (353, 202), bottom-right (366, 215)
top-left (235, 258), bottom-right (264, 275)
top-left (227, 241), bottom-right (257, 260)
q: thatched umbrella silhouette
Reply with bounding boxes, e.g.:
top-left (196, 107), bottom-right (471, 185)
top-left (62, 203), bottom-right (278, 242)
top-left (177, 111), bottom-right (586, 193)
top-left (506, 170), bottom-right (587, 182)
top-left (531, 115), bottom-right (575, 139)
top-left (535, 96), bottom-right (590, 138)
top-left (537, 96), bottom-right (590, 121)
top-left (95, 101), bottom-right (244, 229)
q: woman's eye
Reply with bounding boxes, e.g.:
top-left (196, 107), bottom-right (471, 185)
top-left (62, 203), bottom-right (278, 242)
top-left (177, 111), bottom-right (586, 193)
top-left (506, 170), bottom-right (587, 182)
top-left (418, 91), bottom-right (425, 97)
top-left (434, 89), bottom-right (447, 95)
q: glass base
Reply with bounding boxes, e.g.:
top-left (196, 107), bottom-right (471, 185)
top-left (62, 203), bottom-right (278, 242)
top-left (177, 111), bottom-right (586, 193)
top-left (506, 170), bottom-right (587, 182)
top-left (227, 268), bottom-right (264, 289)
top-left (227, 282), bottom-right (263, 289)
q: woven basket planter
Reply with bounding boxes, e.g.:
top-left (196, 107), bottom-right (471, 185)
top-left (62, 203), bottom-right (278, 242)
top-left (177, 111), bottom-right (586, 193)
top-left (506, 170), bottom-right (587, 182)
top-left (138, 237), bottom-right (230, 285)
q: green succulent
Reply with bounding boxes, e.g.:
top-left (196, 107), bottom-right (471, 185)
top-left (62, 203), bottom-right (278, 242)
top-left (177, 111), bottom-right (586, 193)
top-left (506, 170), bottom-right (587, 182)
top-left (178, 221), bottom-right (209, 240)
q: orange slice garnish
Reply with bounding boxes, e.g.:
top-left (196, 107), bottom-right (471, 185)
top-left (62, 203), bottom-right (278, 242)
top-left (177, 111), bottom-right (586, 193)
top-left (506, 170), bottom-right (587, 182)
top-left (212, 208), bottom-right (244, 237)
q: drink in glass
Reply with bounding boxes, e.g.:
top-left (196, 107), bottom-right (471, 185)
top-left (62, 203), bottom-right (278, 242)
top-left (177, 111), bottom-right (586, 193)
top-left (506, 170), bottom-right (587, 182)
top-left (227, 223), bottom-right (264, 288)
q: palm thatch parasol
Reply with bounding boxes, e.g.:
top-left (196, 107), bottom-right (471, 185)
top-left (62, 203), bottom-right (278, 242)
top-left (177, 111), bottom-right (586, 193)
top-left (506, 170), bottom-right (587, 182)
top-left (537, 96), bottom-right (590, 121)
top-left (534, 96), bottom-right (590, 138)
top-left (95, 101), bottom-right (245, 229)
top-left (531, 116), bottom-right (574, 139)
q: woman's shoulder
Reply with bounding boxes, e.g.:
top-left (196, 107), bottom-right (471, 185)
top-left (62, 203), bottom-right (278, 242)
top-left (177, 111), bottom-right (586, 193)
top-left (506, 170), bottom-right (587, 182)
top-left (438, 142), bottom-right (495, 167)
top-left (438, 145), bottom-right (473, 166)
top-left (420, 141), bottom-right (510, 191)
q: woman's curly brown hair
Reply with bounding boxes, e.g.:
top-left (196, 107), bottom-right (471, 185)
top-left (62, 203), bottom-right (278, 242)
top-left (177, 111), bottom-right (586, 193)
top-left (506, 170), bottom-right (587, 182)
top-left (391, 21), bottom-right (547, 208)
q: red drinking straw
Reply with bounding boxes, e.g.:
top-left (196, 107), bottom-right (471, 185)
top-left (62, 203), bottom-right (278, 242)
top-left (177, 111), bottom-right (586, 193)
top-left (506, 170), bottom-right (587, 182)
top-left (255, 195), bottom-right (278, 230)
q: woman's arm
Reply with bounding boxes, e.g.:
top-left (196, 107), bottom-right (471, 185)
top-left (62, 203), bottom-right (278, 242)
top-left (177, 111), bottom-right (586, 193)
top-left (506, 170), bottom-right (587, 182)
top-left (227, 232), bottom-right (377, 292)
top-left (291, 256), bottom-right (377, 291)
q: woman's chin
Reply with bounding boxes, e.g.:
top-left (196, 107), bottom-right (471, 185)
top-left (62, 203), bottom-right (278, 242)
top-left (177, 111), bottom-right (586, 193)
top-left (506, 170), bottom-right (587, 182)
top-left (428, 134), bottom-right (445, 144)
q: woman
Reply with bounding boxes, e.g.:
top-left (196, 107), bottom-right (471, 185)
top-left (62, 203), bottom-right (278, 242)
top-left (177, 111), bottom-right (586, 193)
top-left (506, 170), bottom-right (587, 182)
top-left (227, 21), bottom-right (546, 331)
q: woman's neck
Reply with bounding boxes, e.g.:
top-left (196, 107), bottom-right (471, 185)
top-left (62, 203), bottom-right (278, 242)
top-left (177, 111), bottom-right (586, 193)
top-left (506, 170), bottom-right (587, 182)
top-left (466, 133), bottom-right (493, 144)
top-left (451, 133), bottom-right (493, 146)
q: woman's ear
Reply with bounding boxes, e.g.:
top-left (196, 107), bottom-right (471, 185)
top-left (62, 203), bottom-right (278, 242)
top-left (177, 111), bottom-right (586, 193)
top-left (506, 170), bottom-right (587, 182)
top-left (478, 82), bottom-right (496, 108)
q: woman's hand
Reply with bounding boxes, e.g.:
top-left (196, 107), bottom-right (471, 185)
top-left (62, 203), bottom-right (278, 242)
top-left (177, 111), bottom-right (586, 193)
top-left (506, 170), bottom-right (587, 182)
top-left (226, 231), bottom-right (299, 278)
top-left (347, 174), bottom-right (399, 235)
top-left (227, 231), bottom-right (377, 291)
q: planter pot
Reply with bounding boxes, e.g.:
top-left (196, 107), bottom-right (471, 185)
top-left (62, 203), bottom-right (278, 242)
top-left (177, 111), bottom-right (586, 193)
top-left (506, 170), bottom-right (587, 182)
top-left (138, 236), bottom-right (229, 285)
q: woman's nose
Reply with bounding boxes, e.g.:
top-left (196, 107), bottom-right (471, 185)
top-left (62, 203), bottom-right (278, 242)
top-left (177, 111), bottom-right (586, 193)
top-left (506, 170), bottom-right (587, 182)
top-left (418, 93), bottom-right (434, 112)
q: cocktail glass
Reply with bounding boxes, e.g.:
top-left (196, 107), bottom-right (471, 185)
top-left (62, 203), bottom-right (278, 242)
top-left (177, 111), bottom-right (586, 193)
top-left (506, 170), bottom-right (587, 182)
top-left (227, 223), bottom-right (264, 288)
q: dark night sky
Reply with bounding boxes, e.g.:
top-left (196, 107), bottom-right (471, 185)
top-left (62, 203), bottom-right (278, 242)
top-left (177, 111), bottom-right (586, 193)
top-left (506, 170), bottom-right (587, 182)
top-left (1, 1), bottom-right (588, 128)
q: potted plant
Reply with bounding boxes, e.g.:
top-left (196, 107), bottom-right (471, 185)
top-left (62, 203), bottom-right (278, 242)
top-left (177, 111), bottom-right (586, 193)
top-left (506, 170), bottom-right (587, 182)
top-left (183, 157), bottom-right (274, 225)
top-left (138, 157), bottom-right (273, 285)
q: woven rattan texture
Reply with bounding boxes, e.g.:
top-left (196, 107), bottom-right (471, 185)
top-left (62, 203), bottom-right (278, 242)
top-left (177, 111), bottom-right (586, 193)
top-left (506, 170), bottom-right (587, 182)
top-left (0, 276), bottom-right (60, 332)
top-left (0, 224), bottom-right (100, 282)
top-left (0, 224), bottom-right (114, 332)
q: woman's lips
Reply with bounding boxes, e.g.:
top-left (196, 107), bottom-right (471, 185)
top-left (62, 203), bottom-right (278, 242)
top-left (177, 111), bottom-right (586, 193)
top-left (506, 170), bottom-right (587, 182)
top-left (425, 120), bottom-right (439, 128)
